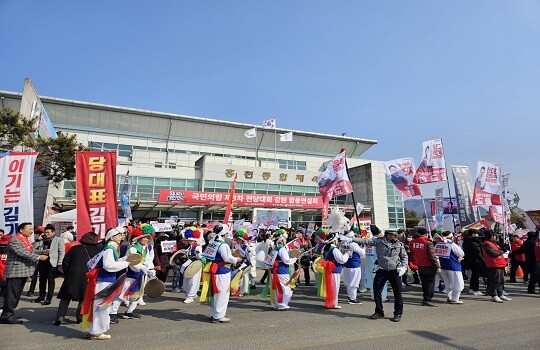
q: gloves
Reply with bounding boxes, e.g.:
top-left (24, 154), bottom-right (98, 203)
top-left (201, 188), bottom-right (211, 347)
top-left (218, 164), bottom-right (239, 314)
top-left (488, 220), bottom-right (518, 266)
top-left (339, 235), bottom-right (352, 243)
top-left (148, 269), bottom-right (156, 278)
top-left (397, 266), bottom-right (407, 277)
top-left (136, 264), bottom-right (149, 274)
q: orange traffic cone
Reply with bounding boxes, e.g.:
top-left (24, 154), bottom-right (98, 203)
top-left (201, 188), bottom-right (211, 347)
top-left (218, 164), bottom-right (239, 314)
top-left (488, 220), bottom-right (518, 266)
top-left (516, 266), bottom-right (524, 278)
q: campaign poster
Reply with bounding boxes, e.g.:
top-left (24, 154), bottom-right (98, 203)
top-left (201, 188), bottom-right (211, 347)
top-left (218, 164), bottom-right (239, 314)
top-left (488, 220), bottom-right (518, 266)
top-left (383, 158), bottom-right (422, 198)
top-left (471, 161), bottom-right (502, 206)
top-left (413, 139), bottom-right (447, 184)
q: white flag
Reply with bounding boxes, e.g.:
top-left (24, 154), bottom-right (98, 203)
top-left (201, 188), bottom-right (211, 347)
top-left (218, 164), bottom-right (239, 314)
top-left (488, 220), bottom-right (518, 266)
top-left (262, 118), bottom-right (276, 128)
top-left (279, 131), bottom-right (293, 142)
top-left (244, 128), bottom-right (257, 138)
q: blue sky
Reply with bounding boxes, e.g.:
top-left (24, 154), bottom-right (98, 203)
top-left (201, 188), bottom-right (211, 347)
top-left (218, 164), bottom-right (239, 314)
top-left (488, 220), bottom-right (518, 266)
top-left (1, 1), bottom-right (539, 210)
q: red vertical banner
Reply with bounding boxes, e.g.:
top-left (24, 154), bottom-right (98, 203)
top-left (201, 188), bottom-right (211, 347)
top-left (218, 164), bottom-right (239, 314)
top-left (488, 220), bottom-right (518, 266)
top-left (76, 151), bottom-right (118, 240)
top-left (223, 174), bottom-right (237, 228)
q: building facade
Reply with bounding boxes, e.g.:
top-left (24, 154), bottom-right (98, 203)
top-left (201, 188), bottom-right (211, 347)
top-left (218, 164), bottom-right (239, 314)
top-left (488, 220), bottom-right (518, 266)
top-left (1, 90), bottom-right (405, 229)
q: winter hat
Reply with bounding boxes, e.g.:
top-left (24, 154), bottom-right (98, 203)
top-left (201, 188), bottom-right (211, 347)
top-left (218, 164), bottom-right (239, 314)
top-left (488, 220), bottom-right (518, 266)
top-left (105, 226), bottom-right (126, 241)
top-left (234, 228), bottom-right (249, 241)
top-left (60, 231), bottom-right (74, 243)
top-left (416, 227), bottom-right (429, 236)
top-left (185, 228), bottom-right (201, 241)
top-left (213, 224), bottom-right (229, 237)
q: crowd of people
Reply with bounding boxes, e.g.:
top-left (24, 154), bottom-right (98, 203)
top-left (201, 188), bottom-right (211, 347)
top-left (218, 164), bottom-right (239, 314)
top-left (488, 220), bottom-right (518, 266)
top-left (0, 221), bottom-right (539, 340)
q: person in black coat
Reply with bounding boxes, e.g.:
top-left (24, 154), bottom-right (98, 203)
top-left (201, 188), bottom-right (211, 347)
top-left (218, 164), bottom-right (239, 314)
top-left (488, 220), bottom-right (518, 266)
top-left (54, 232), bottom-right (102, 325)
top-left (519, 231), bottom-right (540, 294)
top-left (462, 229), bottom-right (485, 295)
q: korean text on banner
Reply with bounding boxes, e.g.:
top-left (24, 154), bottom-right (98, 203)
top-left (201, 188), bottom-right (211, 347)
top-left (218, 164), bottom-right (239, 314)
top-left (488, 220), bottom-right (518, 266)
top-left (0, 152), bottom-right (38, 235)
top-left (383, 158), bottom-right (422, 198)
top-left (451, 165), bottom-right (478, 226)
top-left (413, 139), bottom-right (447, 184)
top-left (317, 150), bottom-right (353, 203)
top-left (76, 151), bottom-right (118, 240)
top-left (471, 161), bottom-right (502, 206)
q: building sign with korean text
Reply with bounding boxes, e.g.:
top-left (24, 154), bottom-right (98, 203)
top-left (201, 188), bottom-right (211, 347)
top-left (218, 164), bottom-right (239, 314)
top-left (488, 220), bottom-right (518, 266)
top-left (158, 190), bottom-right (323, 208)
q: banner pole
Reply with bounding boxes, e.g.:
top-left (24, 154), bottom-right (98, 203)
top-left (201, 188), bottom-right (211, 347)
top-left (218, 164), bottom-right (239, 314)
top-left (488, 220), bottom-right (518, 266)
top-left (344, 151), bottom-right (361, 228)
top-left (421, 195), bottom-right (431, 232)
top-left (440, 138), bottom-right (457, 230)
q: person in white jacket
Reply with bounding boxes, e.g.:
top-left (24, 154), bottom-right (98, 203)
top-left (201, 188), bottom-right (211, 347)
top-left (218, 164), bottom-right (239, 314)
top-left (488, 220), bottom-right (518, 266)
top-left (82, 227), bottom-right (132, 340)
top-left (110, 230), bottom-right (155, 322)
top-left (434, 231), bottom-right (465, 304)
top-left (320, 233), bottom-right (349, 309)
top-left (269, 230), bottom-right (297, 310)
top-left (342, 230), bottom-right (365, 304)
top-left (182, 229), bottom-right (203, 303)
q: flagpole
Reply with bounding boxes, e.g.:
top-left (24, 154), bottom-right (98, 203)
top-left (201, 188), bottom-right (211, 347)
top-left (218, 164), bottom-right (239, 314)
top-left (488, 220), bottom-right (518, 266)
top-left (440, 139), bottom-right (457, 230)
top-left (420, 195), bottom-right (431, 232)
top-left (343, 149), bottom-right (361, 228)
top-left (255, 128), bottom-right (258, 167)
top-left (274, 126), bottom-right (277, 169)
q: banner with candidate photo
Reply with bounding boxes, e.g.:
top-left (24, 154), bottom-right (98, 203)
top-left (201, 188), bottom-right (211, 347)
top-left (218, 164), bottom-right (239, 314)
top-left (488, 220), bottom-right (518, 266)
top-left (413, 139), bottom-right (447, 184)
top-left (471, 161), bottom-right (502, 206)
top-left (383, 158), bottom-right (422, 198)
top-left (317, 150), bottom-right (353, 203)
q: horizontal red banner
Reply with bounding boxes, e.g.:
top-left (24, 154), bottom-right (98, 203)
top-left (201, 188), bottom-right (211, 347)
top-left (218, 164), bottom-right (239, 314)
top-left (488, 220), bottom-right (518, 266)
top-left (158, 190), bottom-right (323, 208)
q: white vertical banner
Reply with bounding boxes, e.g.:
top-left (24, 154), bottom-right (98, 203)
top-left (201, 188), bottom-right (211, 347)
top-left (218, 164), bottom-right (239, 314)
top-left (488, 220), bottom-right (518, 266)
top-left (0, 152), bottom-right (38, 234)
top-left (472, 161), bottom-right (502, 206)
top-left (413, 139), bottom-right (447, 184)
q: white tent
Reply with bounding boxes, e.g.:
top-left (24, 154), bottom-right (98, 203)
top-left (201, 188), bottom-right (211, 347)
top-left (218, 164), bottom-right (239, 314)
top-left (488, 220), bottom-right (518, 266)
top-left (47, 209), bottom-right (76, 223)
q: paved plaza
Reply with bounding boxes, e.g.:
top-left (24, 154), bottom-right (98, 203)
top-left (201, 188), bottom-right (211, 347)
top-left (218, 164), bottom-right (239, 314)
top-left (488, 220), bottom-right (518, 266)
top-left (1, 277), bottom-right (539, 350)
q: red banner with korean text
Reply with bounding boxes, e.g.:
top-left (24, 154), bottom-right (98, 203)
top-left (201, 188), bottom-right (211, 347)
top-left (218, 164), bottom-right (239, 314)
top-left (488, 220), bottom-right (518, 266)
top-left (158, 190), bottom-right (324, 208)
top-left (76, 151), bottom-right (118, 240)
top-left (223, 174), bottom-right (237, 228)
top-left (0, 152), bottom-right (38, 235)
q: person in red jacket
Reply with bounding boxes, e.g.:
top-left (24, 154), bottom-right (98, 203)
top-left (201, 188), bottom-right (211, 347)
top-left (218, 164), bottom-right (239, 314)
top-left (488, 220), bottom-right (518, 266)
top-left (0, 229), bottom-right (11, 308)
top-left (508, 234), bottom-right (527, 283)
top-left (482, 230), bottom-right (511, 303)
top-left (410, 227), bottom-right (440, 307)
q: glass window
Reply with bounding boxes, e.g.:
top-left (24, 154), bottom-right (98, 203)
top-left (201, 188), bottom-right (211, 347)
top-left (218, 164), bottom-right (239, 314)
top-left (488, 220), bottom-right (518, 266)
top-left (118, 151), bottom-right (131, 157)
top-left (243, 183), bottom-right (255, 190)
top-left (280, 185), bottom-right (293, 191)
top-left (137, 177), bottom-right (154, 185)
top-left (186, 180), bottom-right (199, 188)
top-left (64, 180), bottom-right (75, 190)
top-left (155, 162), bottom-right (163, 168)
top-left (268, 184), bottom-right (280, 191)
top-left (255, 183), bottom-right (268, 190)
top-left (215, 181), bottom-right (230, 188)
top-left (155, 178), bottom-right (170, 186)
top-left (154, 186), bottom-right (170, 192)
top-left (136, 185), bottom-right (154, 193)
top-left (204, 180), bottom-right (215, 188)
top-left (103, 143), bottom-right (117, 150)
top-left (118, 144), bottom-right (132, 151)
top-left (168, 163), bottom-right (176, 169)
